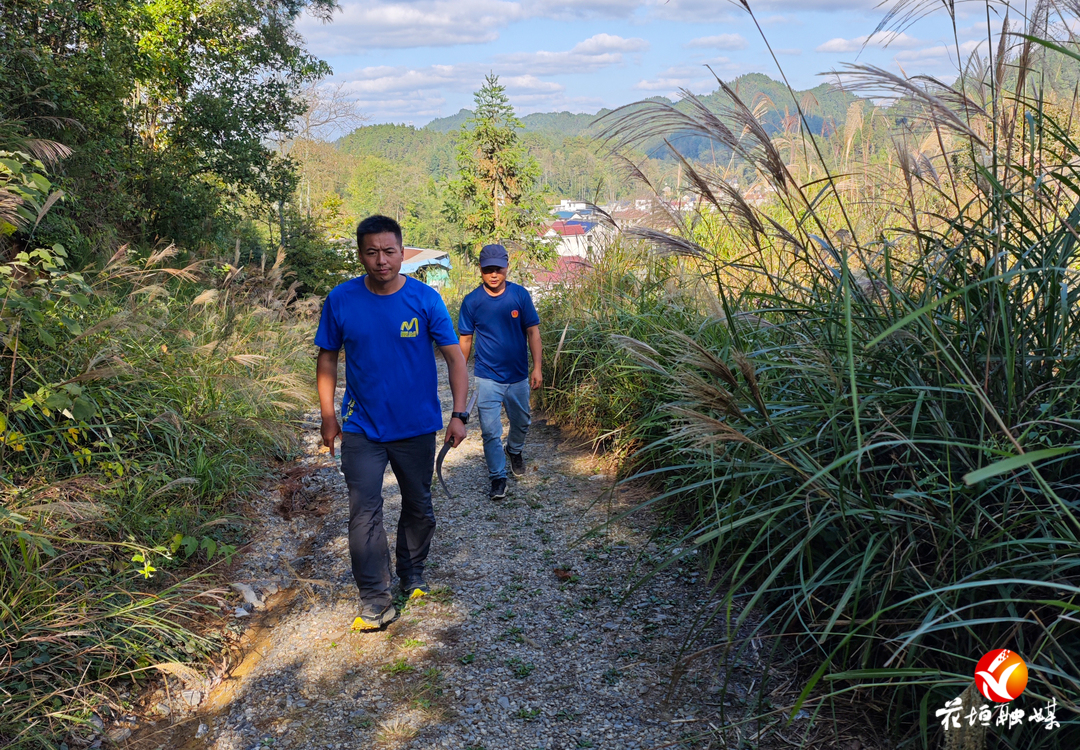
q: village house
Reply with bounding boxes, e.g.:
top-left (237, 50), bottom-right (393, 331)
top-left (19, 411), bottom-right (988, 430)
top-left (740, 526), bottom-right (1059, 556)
top-left (541, 219), bottom-right (612, 257)
top-left (743, 183), bottom-right (777, 206)
top-left (401, 246), bottom-right (451, 289)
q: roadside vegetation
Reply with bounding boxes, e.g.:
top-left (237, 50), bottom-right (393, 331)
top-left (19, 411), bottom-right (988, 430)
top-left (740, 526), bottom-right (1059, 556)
top-left (538, 9), bottom-right (1080, 749)
top-left (0, 234), bottom-right (316, 747)
top-left (1, 1), bottom-right (330, 746)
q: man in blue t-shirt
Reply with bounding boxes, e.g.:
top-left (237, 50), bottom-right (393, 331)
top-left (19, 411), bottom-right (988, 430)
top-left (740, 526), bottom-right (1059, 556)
top-left (457, 244), bottom-right (542, 501)
top-left (315, 215), bottom-right (469, 631)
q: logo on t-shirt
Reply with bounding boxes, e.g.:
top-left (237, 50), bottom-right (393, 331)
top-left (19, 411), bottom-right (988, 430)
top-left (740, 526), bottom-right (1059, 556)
top-left (400, 317), bottom-right (419, 337)
top-left (511, 309), bottom-right (519, 318)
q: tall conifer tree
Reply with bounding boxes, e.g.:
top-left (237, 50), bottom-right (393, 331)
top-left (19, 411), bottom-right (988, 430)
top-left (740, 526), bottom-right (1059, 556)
top-left (447, 74), bottom-right (547, 256)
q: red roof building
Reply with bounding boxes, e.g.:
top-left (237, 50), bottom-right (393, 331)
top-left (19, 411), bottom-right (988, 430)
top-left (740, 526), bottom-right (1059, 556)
top-left (529, 256), bottom-right (594, 289)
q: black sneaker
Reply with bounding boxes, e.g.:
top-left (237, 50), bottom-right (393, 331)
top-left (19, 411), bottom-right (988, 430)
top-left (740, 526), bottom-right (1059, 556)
top-left (351, 603), bottom-right (397, 631)
top-left (400, 576), bottom-right (430, 600)
top-left (506, 449), bottom-right (525, 478)
top-left (489, 477), bottom-right (507, 500)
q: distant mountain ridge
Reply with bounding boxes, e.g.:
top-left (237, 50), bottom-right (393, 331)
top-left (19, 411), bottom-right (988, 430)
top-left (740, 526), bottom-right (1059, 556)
top-left (423, 109), bottom-right (608, 136)
top-left (421, 73), bottom-right (863, 141)
top-left (333, 72), bottom-right (872, 204)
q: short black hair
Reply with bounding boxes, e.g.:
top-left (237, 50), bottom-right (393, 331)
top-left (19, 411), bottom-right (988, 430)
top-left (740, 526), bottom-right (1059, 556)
top-left (356, 215), bottom-right (403, 251)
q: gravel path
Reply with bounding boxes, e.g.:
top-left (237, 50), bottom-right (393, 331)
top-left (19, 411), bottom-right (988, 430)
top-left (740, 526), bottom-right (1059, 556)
top-left (124, 361), bottom-right (766, 750)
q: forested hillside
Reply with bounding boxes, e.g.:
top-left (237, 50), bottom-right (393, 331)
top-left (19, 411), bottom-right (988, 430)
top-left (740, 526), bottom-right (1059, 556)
top-left (425, 108), bottom-right (606, 136)
top-left (330, 62), bottom-right (1080, 250)
top-left (317, 75), bottom-right (873, 251)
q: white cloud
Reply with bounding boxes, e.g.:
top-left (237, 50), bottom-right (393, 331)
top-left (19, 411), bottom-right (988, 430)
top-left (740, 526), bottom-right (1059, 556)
top-left (301, 0), bottom-right (922, 57)
top-left (755, 0), bottom-right (884, 8)
top-left (298, 0), bottom-right (524, 53)
top-left (501, 75), bottom-right (564, 94)
top-left (894, 39), bottom-right (985, 63)
top-left (686, 34), bottom-right (748, 51)
top-left (643, 0), bottom-right (736, 22)
top-left (957, 22), bottom-right (989, 36)
top-left (508, 92), bottom-right (607, 114)
top-left (634, 77), bottom-right (694, 93)
top-left (816, 31), bottom-right (922, 53)
top-left (573, 33), bottom-right (650, 55)
top-left (299, 0), bottom-right (658, 56)
top-left (530, 0), bottom-right (641, 19)
top-left (332, 32), bottom-right (650, 123)
top-left (495, 34), bottom-right (649, 76)
top-left (633, 62), bottom-right (741, 95)
top-left (760, 14), bottom-right (801, 25)
top-left (336, 54), bottom-right (616, 122)
top-left (342, 64), bottom-right (467, 96)
top-left (358, 98), bottom-right (449, 122)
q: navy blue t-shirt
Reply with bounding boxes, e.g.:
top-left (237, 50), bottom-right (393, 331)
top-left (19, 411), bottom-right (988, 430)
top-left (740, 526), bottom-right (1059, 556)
top-left (457, 282), bottom-right (540, 384)
top-left (314, 275), bottom-right (458, 442)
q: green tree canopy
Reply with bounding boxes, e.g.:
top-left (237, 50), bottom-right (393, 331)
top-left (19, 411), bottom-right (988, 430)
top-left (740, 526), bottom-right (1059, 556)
top-left (0, 0), bottom-right (332, 257)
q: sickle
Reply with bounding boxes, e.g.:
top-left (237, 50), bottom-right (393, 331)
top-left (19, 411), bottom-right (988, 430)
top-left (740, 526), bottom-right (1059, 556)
top-left (436, 387), bottom-right (477, 500)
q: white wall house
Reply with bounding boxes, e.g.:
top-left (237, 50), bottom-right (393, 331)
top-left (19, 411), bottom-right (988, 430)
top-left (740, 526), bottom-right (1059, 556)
top-left (557, 199), bottom-right (590, 213)
top-left (542, 220), bottom-right (611, 257)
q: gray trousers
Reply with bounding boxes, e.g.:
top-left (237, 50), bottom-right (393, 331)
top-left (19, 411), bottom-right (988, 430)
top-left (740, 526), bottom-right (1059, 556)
top-left (339, 430), bottom-right (437, 610)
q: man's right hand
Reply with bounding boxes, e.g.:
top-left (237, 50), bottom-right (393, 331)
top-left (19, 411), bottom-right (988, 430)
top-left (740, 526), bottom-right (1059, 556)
top-left (321, 415), bottom-right (342, 456)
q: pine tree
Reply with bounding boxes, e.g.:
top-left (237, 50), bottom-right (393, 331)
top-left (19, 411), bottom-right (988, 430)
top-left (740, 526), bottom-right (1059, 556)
top-left (446, 74), bottom-right (547, 256)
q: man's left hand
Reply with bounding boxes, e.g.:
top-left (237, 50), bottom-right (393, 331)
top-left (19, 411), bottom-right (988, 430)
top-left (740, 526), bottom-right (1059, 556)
top-left (530, 368), bottom-right (543, 390)
top-left (445, 416), bottom-right (467, 447)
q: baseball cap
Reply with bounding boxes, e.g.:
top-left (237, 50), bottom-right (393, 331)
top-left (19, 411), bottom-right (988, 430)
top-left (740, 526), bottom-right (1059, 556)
top-left (478, 244), bottom-right (509, 268)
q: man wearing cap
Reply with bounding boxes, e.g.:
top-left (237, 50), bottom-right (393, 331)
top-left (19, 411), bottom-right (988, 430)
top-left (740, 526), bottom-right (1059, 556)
top-left (315, 214), bottom-right (469, 631)
top-left (457, 244), bottom-right (542, 500)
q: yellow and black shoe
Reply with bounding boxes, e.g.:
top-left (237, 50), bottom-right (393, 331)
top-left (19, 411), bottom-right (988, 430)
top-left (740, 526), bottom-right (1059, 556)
top-left (351, 603), bottom-right (397, 631)
top-left (400, 577), bottom-right (430, 600)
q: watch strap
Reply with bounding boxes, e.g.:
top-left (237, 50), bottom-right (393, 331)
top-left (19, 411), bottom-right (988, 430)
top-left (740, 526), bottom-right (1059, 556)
top-left (451, 411), bottom-right (470, 424)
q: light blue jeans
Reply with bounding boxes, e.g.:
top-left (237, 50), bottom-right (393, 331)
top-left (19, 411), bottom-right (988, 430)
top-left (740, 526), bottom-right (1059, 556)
top-left (476, 377), bottom-right (531, 480)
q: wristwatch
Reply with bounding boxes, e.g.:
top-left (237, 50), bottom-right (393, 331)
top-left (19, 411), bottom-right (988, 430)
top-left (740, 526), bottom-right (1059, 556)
top-left (451, 411), bottom-right (470, 424)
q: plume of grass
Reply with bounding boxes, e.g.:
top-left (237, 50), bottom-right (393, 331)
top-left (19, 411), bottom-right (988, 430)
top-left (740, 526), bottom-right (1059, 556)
top-left (540, 13), bottom-right (1080, 748)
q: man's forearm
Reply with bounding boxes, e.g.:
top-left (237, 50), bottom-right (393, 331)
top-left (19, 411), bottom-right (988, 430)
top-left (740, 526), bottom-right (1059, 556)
top-left (527, 327), bottom-right (543, 371)
top-left (459, 335), bottom-right (472, 362)
top-left (316, 349), bottom-right (339, 416)
top-left (442, 345), bottom-right (469, 412)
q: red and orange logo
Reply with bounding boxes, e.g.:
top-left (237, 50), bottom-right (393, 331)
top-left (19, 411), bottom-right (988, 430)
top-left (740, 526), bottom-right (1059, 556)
top-left (974, 649), bottom-right (1028, 703)
top-left (511, 309), bottom-right (519, 318)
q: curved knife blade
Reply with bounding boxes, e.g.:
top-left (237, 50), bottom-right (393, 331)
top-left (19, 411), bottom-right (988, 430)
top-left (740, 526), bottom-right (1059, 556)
top-left (435, 440), bottom-right (454, 499)
top-left (435, 386), bottom-right (478, 500)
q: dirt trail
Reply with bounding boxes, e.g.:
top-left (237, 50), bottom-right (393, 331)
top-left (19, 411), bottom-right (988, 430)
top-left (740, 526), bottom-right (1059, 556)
top-left (124, 363), bottom-right (757, 750)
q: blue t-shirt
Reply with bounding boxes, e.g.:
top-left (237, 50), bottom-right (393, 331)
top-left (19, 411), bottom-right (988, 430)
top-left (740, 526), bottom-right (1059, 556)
top-left (457, 282), bottom-right (540, 384)
top-left (314, 275), bottom-right (458, 442)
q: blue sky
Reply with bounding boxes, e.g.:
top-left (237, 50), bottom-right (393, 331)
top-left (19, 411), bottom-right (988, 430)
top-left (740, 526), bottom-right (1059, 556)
top-left (295, 0), bottom-right (1016, 126)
